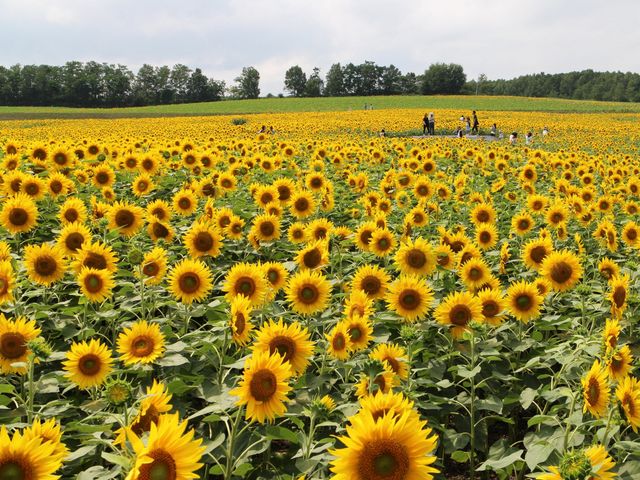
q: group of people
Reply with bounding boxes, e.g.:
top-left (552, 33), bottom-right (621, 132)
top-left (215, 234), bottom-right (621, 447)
top-left (509, 126), bottom-right (549, 145)
top-left (423, 110), bottom-right (480, 137)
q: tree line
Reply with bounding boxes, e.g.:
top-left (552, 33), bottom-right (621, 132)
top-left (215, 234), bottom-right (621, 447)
top-left (467, 70), bottom-right (640, 103)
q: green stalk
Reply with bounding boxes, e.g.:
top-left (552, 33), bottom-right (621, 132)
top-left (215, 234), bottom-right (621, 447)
top-left (27, 354), bottom-right (36, 423)
top-left (224, 408), bottom-right (244, 480)
top-left (304, 413), bottom-right (317, 460)
top-left (469, 334), bottom-right (477, 480)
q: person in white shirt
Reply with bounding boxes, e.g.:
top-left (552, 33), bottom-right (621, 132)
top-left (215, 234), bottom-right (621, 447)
top-left (509, 132), bottom-right (518, 145)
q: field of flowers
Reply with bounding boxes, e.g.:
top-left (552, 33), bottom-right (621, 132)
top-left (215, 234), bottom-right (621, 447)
top-left (0, 108), bottom-right (640, 479)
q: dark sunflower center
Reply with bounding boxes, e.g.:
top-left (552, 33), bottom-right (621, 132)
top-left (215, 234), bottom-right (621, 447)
top-left (221, 179), bottom-right (232, 188)
top-left (627, 229), bottom-right (638, 241)
top-left (277, 186), bottom-right (291, 201)
top-left (358, 439), bottom-right (410, 480)
top-left (8, 208), bottom-right (27, 226)
top-left (476, 211), bottom-right (490, 223)
top-left (50, 180), bottom-right (63, 193)
top-left (249, 369), bottom-right (277, 402)
top-left (311, 177), bottom-right (322, 188)
top-left (84, 273), bottom-right (103, 293)
top-left (314, 227), bottom-right (327, 239)
top-left (25, 183), bottom-right (38, 195)
top-left (413, 212), bottom-right (424, 223)
top-left (194, 232), bottom-right (214, 252)
top-left (292, 229), bottom-right (304, 239)
top-left (260, 193), bottom-right (273, 205)
top-left (64, 209), bottom-right (79, 222)
top-left (417, 185), bottom-right (429, 196)
top-left (152, 208), bottom-right (166, 220)
top-left (234, 313), bottom-right (246, 334)
top-left (398, 289), bottom-right (420, 310)
top-left (482, 301), bottom-right (499, 318)
top-left (131, 405), bottom-right (159, 435)
top-left (79, 353), bottom-right (101, 376)
top-left (139, 448), bottom-right (177, 480)
top-left (587, 377), bottom-right (600, 405)
top-left (268, 336), bottom-right (296, 363)
top-left (549, 261), bottom-right (572, 284)
top-left (406, 250), bottom-right (426, 269)
top-left (152, 223), bottom-right (170, 239)
top-left (0, 460), bottom-right (30, 480)
top-left (137, 181), bottom-right (148, 191)
top-left (530, 246), bottom-right (547, 264)
top-left (132, 335), bottom-right (154, 357)
top-left (115, 210), bottom-right (134, 228)
top-left (235, 277), bottom-right (255, 296)
top-left (516, 294), bottom-right (533, 311)
top-left (259, 221), bottom-right (275, 237)
top-left (299, 284), bottom-right (319, 304)
top-left (623, 393), bottom-right (635, 415)
top-left (550, 212), bottom-right (564, 223)
top-left (96, 172), bottom-right (109, 184)
top-left (450, 305), bottom-right (471, 326)
top-left (450, 241), bottom-right (464, 253)
top-left (35, 255), bottom-right (57, 276)
top-left (143, 262), bottom-right (160, 277)
top-left (383, 356), bottom-right (400, 374)
top-left (332, 333), bottom-right (346, 350)
top-left (377, 238), bottom-right (390, 250)
top-left (479, 231), bottom-right (491, 243)
top-left (349, 326), bottom-right (362, 341)
top-left (613, 286), bottom-right (626, 308)
top-left (360, 231), bottom-right (373, 245)
top-left (518, 219), bottom-right (530, 230)
top-left (33, 148), bottom-right (46, 160)
top-left (267, 270), bottom-right (279, 284)
top-left (178, 198), bottom-right (191, 210)
top-left (0, 332), bottom-right (27, 359)
top-left (362, 276), bottom-right (381, 295)
top-left (54, 153), bottom-right (67, 165)
top-left (295, 198), bottom-right (309, 211)
top-left (179, 273), bottom-right (200, 294)
top-left (0, 278), bottom-right (7, 295)
top-left (468, 267), bottom-right (482, 280)
top-left (303, 249), bottom-right (322, 268)
top-left (84, 252), bottom-right (107, 270)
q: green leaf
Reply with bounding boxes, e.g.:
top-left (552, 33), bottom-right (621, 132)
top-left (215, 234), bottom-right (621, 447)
top-left (525, 443), bottom-right (555, 470)
top-left (457, 365), bottom-right (481, 379)
top-left (477, 449), bottom-right (524, 471)
top-left (67, 445), bottom-right (96, 462)
top-left (101, 452), bottom-right (131, 469)
top-left (233, 463), bottom-right (253, 476)
top-left (451, 450), bottom-right (470, 463)
top-left (265, 425), bottom-right (300, 444)
top-left (520, 387), bottom-right (538, 410)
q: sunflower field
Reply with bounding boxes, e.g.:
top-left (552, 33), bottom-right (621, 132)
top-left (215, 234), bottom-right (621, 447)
top-left (1, 108), bottom-right (640, 479)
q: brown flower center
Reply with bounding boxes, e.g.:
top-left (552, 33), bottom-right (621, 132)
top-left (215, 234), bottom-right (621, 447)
top-left (143, 262), bottom-right (160, 277)
top-left (8, 208), bottom-right (28, 226)
top-left (358, 439), bottom-right (410, 480)
top-left (530, 246), bottom-right (547, 264)
top-left (332, 332), bottom-right (346, 351)
top-left (178, 273), bottom-right (201, 294)
top-left (398, 289), bottom-right (420, 311)
top-left (613, 286), bottom-right (626, 308)
top-left (178, 198), bottom-right (191, 210)
top-left (78, 353), bottom-right (101, 376)
top-left (152, 222), bottom-right (170, 239)
top-left (303, 249), bottom-right (322, 269)
top-left (34, 255), bottom-right (57, 277)
top-left (259, 221), bottom-right (275, 237)
top-left (406, 249), bottom-right (426, 269)
top-left (299, 284), bottom-right (319, 304)
top-left (361, 275), bottom-right (382, 296)
top-left (0, 332), bottom-right (27, 359)
top-left (587, 377), bottom-right (600, 405)
top-left (235, 276), bottom-right (255, 297)
top-left (84, 252), bottom-right (107, 270)
top-left (476, 210), bottom-right (490, 223)
top-left (115, 209), bottom-right (135, 228)
top-left (84, 273), bottom-right (103, 293)
top-left (50, 180), bottom-right (63, 194)
top-left (131, 405), bottom-right (159, 435)
top-left (0, 461), bottom-right (32, 480)
top-left (294, 197), bottom-right (309, 212)
top-left (138, 448), bottom-right (177, 480)
top-left (549, 261), bottom-right (573, 284)
top-left (482, 301), bottom-right (499, 318)
top-left (450, 305), bottom-right (472, 326)
top-left (268, 336), bottom-right (296, 363)
top-left (194, 232), bottom-right (214, 252)
top-left (249, 369), bottom-right (277, 402)
top-left (132, 335), bottom-right (155, 358)
top-left (515, 294), bottom-right (533, 311)
top-left (65, 233), bottom-right (84, 253)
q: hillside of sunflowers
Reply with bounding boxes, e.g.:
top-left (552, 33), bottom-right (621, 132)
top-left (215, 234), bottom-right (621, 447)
top-left (1, 107), bottom-right (640, 479)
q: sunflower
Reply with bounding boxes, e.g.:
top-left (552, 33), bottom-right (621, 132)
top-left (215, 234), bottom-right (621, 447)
top-left (385, 275), bottom-right (434, 323)
top-left (290, 190), bottom-right (316, 219)
top-left (72, 240), bottom-right (118, 273)
top-left (522, 237), bottom-right (554, 271)
top-left (344, 316), bottom-right (373, 351)
top-left (0, 315), bottom-right (41, 374)
top-left (0, 426), bottom-right (62, 480)
top-left (230, 350), bottom-right (293, 423)
top-left (506, 280), bottom-right (543, 323)
top-left (597, 258), bottom-right (620, 281)
top-left (545, 201), bottom-right (569, 227)
top-left (606, 344), bottom-right (633, 381)
top-left (183, 222), bottom-right (222, 258)
top-left (218, 171), bottom-right (237, 191)
top-left (274, 178), bottom-right (295, 203)
top-left (539, 250), bottom-right (583, 292)
top-left (326, 322), bottom-right (352, 360)
top-left (393, 237), bottom-right (436, 277)
top-left (296, 240), bottom-right (329, 270)
top-left (582, 359), bottom-right (610, 418)
top-left (608, 274), bottom-right (629, 318)
top-left (254, 185), bottom-right (279, 208)
top-left (146, 199), bottom-right (173, 222)
top-left (63, 338), bottom-right (113, 389)
top-left (616, 375), bottom-right (640, 432)
top-left (352, 264), bottom-right (390, 300)
top-left (229, 294), bottom-right (254, 345)
top-left (288, 222), bottom-right (308, 244)
top-left (354, 221), bottom-right (377, 252)
top-left (407, 205), bottom-right (428, 227)
top-left (261, 262), bottom-right (289, 294)
top-left (355, 369), bottom-right (398, 398)
top-left (20, 175), bottom-right (47, 200)
top-left (92, 165), bottom-right (115, 188)
top-left (125, 412), bottom-right (205, 480)
top-left (458, 257), bottom-right (491, 291)
top-left (251, 213), bottom-right (281, 242)
top-left (78, 267), bottom-right (114, 302)
top-left (172, 189), bottom-right (198, 216)
top-left (357, 390), bottom-right (418, 423)
top-left (603, 318), bottom-right (620, 351)
top-left (0, 261), bottom-right (15, 305)
top-left (24, 243), bottom-right (66, 286)
top-left (23, 417), bottom-right (69, 461)
top-left (0, 193), bottom-right (38, 235)
top-left (57, 222), bottom-right (91, 256)
top-left (536, 445), bottom-right (616, 480)
top-left (252, 319), bottom-right (315, 376)
top-left (131, 173), bottom-right (155, 197)
top-left (344, 289), bottom-right (374, 321)
top-left (286, 270), bottom-right (331, 315)
top-left (475, 223), bottom-right (498, 250)
top-left (168, 258), bottom-right (213, 304)
top-left (117, 320), bottom-right (165, 365)
top-left (435, 291), bottom-right (483, 338)
top-left (107, 201), bottom-right (144, 237)
top-left (58, 197), bottom-right (87, 225)
top-left (139, 247), bottom-right (168, 285)
top-left (114, 380), bottom-right (173, 445)
top-left (369, 229), bottom-right (396, 257)
top-left (476, 288), bottom-right (506, 326)
top-left (223, 262), bottom-right (268, 307)
top-left (330, 410), bottom-right (439, 480)
top-left (147, 220), bottom-right (175, 243)
top-left (470, 203), bottom-right (496, 225)
top-left (370, 343), bottom-right (409, 379)
top-left (225, 215), bottom-right (245, 240)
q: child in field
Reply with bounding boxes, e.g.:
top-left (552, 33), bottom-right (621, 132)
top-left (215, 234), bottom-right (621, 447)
top-left (525, 132), bottom-right (533, 145)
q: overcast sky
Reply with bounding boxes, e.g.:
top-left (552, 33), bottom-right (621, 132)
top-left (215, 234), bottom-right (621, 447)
top-left (2, 0), bottom-right (640, 95)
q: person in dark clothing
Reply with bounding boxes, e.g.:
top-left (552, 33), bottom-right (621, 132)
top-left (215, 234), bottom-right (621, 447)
top-left (471, 111), bottom-right (479, 134)
top-left (422, 114), bottom-right (428, 135)
top-left (428, 112), bottom-right (435, 135)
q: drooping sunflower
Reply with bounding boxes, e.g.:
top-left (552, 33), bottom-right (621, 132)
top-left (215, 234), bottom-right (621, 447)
top-left (23, 417), bottom-right (69, 461)
top-left (72, 240), bottom-right (118, 273)
top-left (458, 257), bottom-right (492, 291)
top-left (286, 269), bottom-right (331, 315)
top-left (230, 350), bottom-right (293, 423)
top-left (539, 250), bottom-right (583, 292)
top-left (597, 258), bottom-right (620, 281)
top-left (608, 274), bottom-right (629, 318)
top-left (147, 219), bottom-right (175, 243)
top-left (125, 412), bottom-right (205, 480)
top-left (24, 243), bottom-right (66, 286)
top-left (370, 343), bottom-right (409, 379)
top-left (603, 318), bottom-right (620, 351)
top-left (0, 262), bottom-right (15, 305)
top-left (229, 294), bottom-right (254, 346)
top-left (77, 267), bottom-right (114, 303)
top-left (355, 368), bottom-right (398, 398)
top-left (326, 322), bottom-right (352, 360)
top-left (183, 221), bottom-right (222, 258)
top-left (352, 264), bottom-right (390, 300)
top-left (506, 280), bottom-right (543, 323)
top-left (172, 189), bottom-right (198, 216)
top-left (606, 344), bottom-right (633, 381)
top-left (434, 290), bottom-right (483, 338)
top-left (0, 426), bottom-right (63, 480)
top-left (0, 315), bottom-right (41, 374)
top-left (522, 237), bottom-right (554, 271)
top-left (344, 289), bottom-right (374, 321)
top-left (139, 247), bottom-right (168, 285)
top-left (385, 275), bottom-right (434, 323)
top-left (107, 201), bottom-right (145, 237)
top-left (63, 338), bottom-right (113, 389)
top-left (168, 258), bottom-right (213, 304)
top-left (616, 375), bottom-right (640, 432)
top-left (296, 240), bottom-right (329, 270)
top-left (114, 380), bottom-right (173, 445)
top-left (582, 359), bottom-right (610, 418)
top-left (252, 319), bottom-right (315, 376)
top-left (476, 288), bottom-right (506, 326)
top-left (0, 193), bottom-right (38, 235)
top-left (223, 262), bottom-right (268, 307)
top-left (117, 320), bottom-right (165, 365)
top-left (330, 410), bottom-right (439, 480)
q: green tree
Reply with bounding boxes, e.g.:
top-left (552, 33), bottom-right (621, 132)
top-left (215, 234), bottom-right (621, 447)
top-left (304, 67), bottom-right (323, 97)
top-left (421, 63), bottom-right (467, 94)
top-left (284, 65), bottom-right (307, 97)
top-left (324, 63), bottom-right (344, 96)
top-left (232, 66), bottom-right (260, 99)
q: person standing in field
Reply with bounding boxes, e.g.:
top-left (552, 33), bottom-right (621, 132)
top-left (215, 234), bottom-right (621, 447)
top-left (428, 112), bottom-right (435, 135)
top-left (422, 113), bottom-right (429, 135)
top-left (472, 111), bottom-right (479, 134)
top-left (465, 117), bottom-right (471, 134)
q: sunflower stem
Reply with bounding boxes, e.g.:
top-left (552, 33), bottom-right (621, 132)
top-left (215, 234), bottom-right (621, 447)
top-left (303, 412), bottom-right (317, 460)
top-left (601, 405), bottom-right (616, 447)
top-left (468, 332), bottom-right (477, 480)
top-left (224, 407), bottom-right (244, 479)
top-left (563, 391), bottom-right (578, 451)
top-left (26, 353), bottom-right (35, 423)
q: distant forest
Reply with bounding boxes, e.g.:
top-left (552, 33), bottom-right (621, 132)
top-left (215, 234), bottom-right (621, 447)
top-left (1, 60), bottom-right (640, 107)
